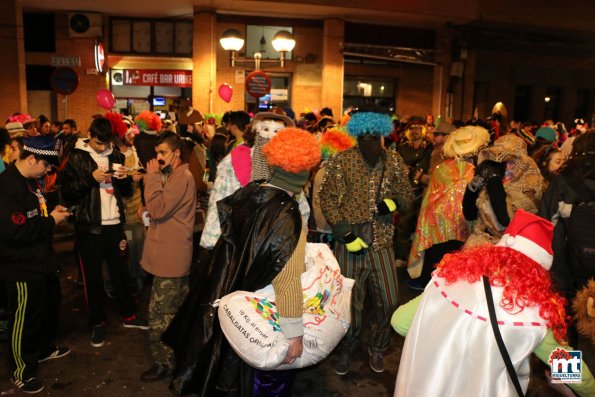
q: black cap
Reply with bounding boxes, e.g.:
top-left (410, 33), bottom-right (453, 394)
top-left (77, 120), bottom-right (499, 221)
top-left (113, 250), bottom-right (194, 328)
top-left (22, 136), bottom-right (61, 166)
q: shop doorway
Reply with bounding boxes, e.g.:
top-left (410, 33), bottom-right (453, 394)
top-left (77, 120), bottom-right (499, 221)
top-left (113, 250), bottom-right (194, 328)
top-left (245, 73), bottom-right (291, 114)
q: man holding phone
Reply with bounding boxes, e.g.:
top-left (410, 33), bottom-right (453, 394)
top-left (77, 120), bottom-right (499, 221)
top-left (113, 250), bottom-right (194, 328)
top-left (0, 136), bottom-right (71, 393)
top-left (60, 117), bottom-right (147, 349)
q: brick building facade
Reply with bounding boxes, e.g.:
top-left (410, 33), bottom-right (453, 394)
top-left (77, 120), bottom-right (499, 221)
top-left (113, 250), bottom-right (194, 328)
top-left (2, 0), bottom-right (595, 129)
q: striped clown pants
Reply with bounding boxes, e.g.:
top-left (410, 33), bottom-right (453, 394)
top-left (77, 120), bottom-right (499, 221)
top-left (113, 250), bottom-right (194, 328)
top-left (334, 244), bottom-right (399, 353)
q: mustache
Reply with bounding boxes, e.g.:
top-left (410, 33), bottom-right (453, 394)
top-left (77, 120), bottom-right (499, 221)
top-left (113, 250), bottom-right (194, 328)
top-left (157, 159), bottom-right (165, 165)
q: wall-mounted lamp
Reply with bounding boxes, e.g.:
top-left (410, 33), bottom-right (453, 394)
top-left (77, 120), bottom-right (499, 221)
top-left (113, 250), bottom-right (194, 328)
top-left (220, 28), bottom-right (296, 70)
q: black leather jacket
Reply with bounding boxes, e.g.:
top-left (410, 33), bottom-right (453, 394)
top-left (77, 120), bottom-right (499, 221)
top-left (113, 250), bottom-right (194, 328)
top-left (59, 144), bottom-right (131, 233)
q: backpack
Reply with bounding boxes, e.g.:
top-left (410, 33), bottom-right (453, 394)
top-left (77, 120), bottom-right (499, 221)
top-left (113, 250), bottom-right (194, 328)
top-left (564, 171), bottom-right (595, 281)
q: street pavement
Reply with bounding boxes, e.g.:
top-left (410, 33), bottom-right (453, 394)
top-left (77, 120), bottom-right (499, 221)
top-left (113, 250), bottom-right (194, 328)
top-left (0, 229), bottom-right (562, 396)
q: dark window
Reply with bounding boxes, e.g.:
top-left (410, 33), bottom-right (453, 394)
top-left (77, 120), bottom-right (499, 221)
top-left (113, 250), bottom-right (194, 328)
top-left (544, 87), bottom-right (560, 121)
top-left (513, 85), bottom-right (531, 121)
top-left (24, 13), bottom-right (56, 52)
top-left (109, 17), bottom-right (192, 56)
top-left (345, 23), bottom-right (435, 48)
top-left (26, 65), bottom-right (55, 90)
top-left (575, 88), bottom-right (589, 119)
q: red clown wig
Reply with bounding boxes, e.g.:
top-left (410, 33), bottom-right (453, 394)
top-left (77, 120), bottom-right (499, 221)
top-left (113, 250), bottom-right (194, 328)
top-left (436, 245), bottom-right (568, 343)
top-left (134, 111), bottom-right (162, 132)
top-left (262, 128), bottom-right (321, 174)
top-left (103, 112), bottom-right (128, 139)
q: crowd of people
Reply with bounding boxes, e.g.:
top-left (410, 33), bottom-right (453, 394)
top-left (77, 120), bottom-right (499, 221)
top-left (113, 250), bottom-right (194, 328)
top-left (0, 105), bottom-right (594, 396)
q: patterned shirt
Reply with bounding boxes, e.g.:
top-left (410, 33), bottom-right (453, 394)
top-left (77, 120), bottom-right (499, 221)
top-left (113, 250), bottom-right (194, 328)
top-left (319, 147), bottom-right (414, 250)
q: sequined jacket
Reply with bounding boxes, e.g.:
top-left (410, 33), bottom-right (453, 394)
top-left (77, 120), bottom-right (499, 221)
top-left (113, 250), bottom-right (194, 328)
top-left (319, 147), bottom-right (414, 250)
top-left (408, 159), bottom-right (475, 273)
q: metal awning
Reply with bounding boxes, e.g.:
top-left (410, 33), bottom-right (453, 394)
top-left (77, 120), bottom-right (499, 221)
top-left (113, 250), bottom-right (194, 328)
top-left (342, 42), bottom-right (439, 66)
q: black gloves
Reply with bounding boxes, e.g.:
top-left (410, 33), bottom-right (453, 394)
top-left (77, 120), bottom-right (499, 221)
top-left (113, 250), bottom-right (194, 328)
top-left (486, 177), bottom-right (510, 227)
top-left (476, 160), bottom-right (506, 181)
top-left (376, 198), bottom-right (397, 215)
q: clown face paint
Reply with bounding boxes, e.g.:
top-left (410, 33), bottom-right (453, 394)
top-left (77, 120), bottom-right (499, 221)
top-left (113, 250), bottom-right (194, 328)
top-left (254, 120), bottom-right (286, 139)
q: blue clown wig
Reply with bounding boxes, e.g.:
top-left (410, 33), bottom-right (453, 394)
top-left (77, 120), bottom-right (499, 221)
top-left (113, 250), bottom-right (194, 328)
top-left (346, 112), bottom-right (393, 137)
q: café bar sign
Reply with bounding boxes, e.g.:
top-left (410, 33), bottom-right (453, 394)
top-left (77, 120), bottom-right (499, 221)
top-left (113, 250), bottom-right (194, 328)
top-left (113, 69), bottom-right (193, 87)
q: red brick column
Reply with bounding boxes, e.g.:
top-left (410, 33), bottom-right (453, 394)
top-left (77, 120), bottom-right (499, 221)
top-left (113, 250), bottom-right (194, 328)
top-left (192, 9), bottom-right (217, 114)
top-left (321, 19), bottom-right (344, 118)
top-left (0, 0), bottom-right (27, 119)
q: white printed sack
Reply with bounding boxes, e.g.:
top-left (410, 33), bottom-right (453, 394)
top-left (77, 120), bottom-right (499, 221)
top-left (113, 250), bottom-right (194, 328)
top-left (218, 243), bottom-right (354, 370)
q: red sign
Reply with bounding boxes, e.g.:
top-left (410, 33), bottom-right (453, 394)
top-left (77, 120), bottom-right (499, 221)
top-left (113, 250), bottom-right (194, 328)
top-left (50, 67), bottom-right (79, 95)
top-left (245, 71), bottom-right (272, 98)
top-left (94, 41), bottom-right (105, 73)
top-left (122, 69), bottom-right (192, 87)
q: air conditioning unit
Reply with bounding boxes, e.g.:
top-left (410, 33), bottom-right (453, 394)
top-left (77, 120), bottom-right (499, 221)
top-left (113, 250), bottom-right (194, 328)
top-left (68, 12), bottom-right (102, 38)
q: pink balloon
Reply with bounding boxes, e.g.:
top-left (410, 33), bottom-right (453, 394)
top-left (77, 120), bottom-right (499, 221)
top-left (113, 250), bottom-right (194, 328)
top-left (218, 83), bottom-right (233, 103)
top-left (96, 88), bottom-right (115, 110)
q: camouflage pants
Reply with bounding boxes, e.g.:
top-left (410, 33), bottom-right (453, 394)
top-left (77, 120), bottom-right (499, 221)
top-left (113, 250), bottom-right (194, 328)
top-left (148, 276), bottom-right (189, 366)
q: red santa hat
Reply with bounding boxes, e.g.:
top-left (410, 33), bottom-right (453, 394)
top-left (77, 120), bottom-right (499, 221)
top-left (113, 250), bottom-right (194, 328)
top-left (496, 209), bottom-right (554, 270)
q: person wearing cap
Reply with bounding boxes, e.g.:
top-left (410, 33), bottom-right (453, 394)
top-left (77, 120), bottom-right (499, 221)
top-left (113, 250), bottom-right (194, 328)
top-left (16, 113), bottom-right (39, 137)
top-left (5, 121), bottom-right (27, 139)
top-left (60, 117), bottom-right (148, 349)
top-left (392, 209), bottom-right (595, 397)
top-left (418, 121), bottom-right (456, 186)
top-left (529, 126), bottom-right (558, 157)
top-left (163, 128), bottom-right (320, 396)
top-left (250, 111), bottom-right (295, 181)
top-left (407, 126), bottom-right (491, 291)
top-left (0, 136), bottom-right (71, 393)
top-left (395, 120), bottom-right (433, 263)
top-left (319, 104), bottom-right (414, 374)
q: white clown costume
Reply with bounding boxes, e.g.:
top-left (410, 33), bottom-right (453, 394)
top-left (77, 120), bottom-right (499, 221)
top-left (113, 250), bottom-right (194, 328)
top-left (392, 209), bottom-right (595, 397)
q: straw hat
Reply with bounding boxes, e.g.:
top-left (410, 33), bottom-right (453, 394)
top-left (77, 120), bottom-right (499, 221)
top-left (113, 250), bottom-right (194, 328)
top-left (442, 125), bottom-right (490, 159)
